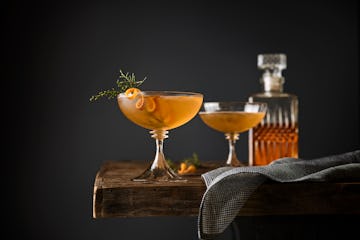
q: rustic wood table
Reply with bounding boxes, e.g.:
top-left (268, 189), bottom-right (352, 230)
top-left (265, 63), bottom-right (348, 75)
top-left (93, 161), bottom-right (360, 219)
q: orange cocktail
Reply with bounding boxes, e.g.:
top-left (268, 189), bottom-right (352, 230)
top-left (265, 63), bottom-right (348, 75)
top-left (199, 112), bottom-right (266, 133)
top-left (118, 92), bottom-right (203, 131)
top-left (199, 102), bottom-right (267, 167)
top-left (117, 89), bottom-right (203, 182)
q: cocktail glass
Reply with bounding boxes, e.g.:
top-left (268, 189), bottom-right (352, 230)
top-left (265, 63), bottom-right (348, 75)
top-left (117, 90), bottom-right (203, 182)
top-left (199, 102), bottom-right (267, 167)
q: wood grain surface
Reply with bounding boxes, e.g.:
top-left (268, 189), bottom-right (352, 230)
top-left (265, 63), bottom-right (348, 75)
top-left (93, 161), bottom-right (360, 218)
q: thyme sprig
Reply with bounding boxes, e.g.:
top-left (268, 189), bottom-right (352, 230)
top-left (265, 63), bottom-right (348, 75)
top-left (166, 153), bottom-right (201, 170)
top-left (90, 69), bottom-right (146, 101)
top-left (183, 153), bottom-right (201, 167)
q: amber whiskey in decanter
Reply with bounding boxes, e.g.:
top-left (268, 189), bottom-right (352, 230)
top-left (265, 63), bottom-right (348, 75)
top-left (248, 53), bottom-right (299, 166)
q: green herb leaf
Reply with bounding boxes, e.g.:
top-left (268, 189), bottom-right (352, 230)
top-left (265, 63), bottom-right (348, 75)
top-left (90, 69), bottom-right (146, 102)
top-left (166, 158), bottom-right (177, 170)
top-left (183, 153), bottom-right (201, 167)
top-left (166, 153), bottom-right (201, 171)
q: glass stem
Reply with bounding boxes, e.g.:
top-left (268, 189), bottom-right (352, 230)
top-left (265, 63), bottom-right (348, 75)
top-left (150, 130), bottom-right (168, 170)
top-left (132, 129), bottom-right (183, 181)
top-left (225, 133), bottom-right (242, 167)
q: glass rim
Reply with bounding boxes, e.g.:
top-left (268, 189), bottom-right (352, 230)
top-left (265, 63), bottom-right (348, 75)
top-left (200, 101), bottom-right (267, 113)
top-left (118, 91), bottom-right (203, 97)
top-left (202, 101), bottom-right (267, 106)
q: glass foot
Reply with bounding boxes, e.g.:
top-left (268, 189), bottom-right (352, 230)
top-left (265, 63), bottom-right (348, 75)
top-left (225, 160), bottom-right (247, 167)
top-left (132, 165), bottom-right (186, 182)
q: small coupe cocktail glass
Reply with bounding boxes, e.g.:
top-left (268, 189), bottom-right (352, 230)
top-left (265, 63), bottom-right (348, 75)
top-left (117, 89), bottom-right (203, 182)
top-left (199, 102), bottom-right (267, 167)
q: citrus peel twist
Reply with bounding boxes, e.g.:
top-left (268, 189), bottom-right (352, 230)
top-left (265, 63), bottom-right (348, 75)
top-left (124, 88), bottom-right (157, 112)
top-left (124, 88), bottom-right (141, 100)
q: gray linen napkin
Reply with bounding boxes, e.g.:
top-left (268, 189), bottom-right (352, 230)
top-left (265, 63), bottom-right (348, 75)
top-left (198, 150), bottom-right (360, 240)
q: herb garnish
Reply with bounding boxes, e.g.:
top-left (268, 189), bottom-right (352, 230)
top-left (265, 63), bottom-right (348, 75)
top-left (166, 152), bottom-right (201, 171)
top-left (90, 69), bottom-right (146, 102)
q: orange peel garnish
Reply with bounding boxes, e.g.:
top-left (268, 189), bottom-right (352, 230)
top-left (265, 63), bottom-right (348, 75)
top-left (124, 88), bottom-right (145, 109)
top-left (135, 96), bottom-right (144, 109)
top-left (124, 88), bottom-right (141, 100)
top-left (145, 97), bottom-right (156, 112)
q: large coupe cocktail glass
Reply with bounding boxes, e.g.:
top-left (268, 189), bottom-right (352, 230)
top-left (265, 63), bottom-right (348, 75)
top-left (117, 90), bottom-right (203, 181)
top-left (199, 102), bottom-right (267, 167)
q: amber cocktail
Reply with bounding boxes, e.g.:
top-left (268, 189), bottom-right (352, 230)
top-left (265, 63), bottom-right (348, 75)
top-left (199, 102), bottom-right (267, 166)
top-left (117, 89), bottom-right (203, 181)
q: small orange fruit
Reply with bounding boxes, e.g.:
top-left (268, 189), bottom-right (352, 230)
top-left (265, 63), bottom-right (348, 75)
top-left (178, 163), bottom-right (196, 174)
top-left (184, 164), bottom-right (196, 173)
top-left (178, 163), bottom-right (187, 174)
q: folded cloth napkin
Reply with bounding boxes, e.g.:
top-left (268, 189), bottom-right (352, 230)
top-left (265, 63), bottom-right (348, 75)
top-left (198, 150), bottom-right (360, 240)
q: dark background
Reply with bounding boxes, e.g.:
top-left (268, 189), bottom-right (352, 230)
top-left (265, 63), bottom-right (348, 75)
top-left (5, 1), bottom-right (359, 240)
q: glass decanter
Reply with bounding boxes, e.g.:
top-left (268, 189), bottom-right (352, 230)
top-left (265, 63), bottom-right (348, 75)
top-left (248, 53), bottom-right (299, 166)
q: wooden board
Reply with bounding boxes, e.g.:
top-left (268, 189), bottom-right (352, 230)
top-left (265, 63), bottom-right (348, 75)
top-left (93, 161), bottom-right (360, 218)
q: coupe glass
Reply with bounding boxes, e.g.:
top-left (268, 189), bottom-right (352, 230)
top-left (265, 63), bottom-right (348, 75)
top-left (199, 102), bottom-right (267, 167)
top-left (117, 90), bottom-right (203, 182)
